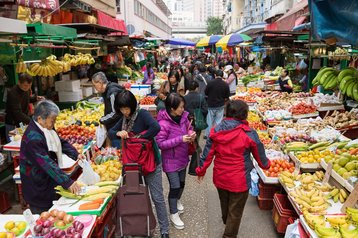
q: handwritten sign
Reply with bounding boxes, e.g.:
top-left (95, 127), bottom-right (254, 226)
top-left (18, 0), bottom-right (59, 11)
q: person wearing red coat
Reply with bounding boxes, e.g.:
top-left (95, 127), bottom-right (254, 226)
top-left (196, 100), bottom-right (270, 238)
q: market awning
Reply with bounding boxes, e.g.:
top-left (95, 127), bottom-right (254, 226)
top-left (27, 22), bottom-right (77, 38)
top-left (275, 0), bottom-right (308, 31)
top-left (236, 23), bottom-right (267, 36)
top-left (166, 38), bottom-right (195, 46)
top-left (0, 17), bottom-right (27, 34)
top-left (96, 10), bottom-right (127, 35)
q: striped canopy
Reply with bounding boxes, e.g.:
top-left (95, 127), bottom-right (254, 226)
top-left (215, 33), bottom-right (252, 48)
top-left (196, 35), bottom-right (222, 47)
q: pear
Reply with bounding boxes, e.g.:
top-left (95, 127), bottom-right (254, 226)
top-left (338, 157), bottom-right (350, 167)
top-left (337, 167), bottom-right (348, 177)
top-left (333, 164), bottom-right (342, 172)
top-left (342, 171), bottom-right (352, 179)
top-left (345, 161), bottom-right (357, 172)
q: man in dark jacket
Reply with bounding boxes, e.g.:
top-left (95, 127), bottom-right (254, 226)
top-left (92, 72), bottom-right (124, 131)
top-left (184, 80), bottom-right (208, 121)
top-left (194, 64), bottom-right (212, 96)
top-left (5, 73), bottom-right (44, 142)
top-left (204, 70), bottom-right (230, 138)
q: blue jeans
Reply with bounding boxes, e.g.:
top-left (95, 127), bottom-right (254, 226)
top-left (145, 164), bottom-right (169, 235)
top-left (166, 168), bottom-right (186, 214)
top-left (205, 106), bottom-right (224, 137)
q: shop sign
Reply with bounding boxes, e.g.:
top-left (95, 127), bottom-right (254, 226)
top-left (18, 0), bottom-right (59, 11)
top-left (0, 4), bottom-right (17, 19)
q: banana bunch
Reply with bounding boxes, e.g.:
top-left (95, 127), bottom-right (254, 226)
top-left (346, 207), bottom-right (358, 225)
top-left (29, 55), bottom-right (64, 77)
top-left (279, 171), bottom-right (299, 188)
top-left (303, 211), bottom-right (326, 229)
top-left (326, 215), bottom-right (349, 228)
top-left (338, 68), bottom-right (358, 101)
top-left (289, 187), bottom-right (330, 214)
top-left (312, 67), bottom-right (340, 90)
top-left (15, 60), bottom-right (27, 73)
top-left (327, 188), bottom-right (348, 203)
top-left (315, 224), bottom-right (341, 238)
top-left (63, 53), bottom-right (95, 67)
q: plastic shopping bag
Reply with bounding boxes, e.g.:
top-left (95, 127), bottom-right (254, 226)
top-left (78, 160), bottom-right (100, 185)
top-left (284, 219), bottom-right (300, 238)
top-left (249, 169), bottom-right (259, 196)
top-left (96, 125), bottom-right (107, 148)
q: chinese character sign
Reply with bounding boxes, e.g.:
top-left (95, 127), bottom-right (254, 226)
top-left (18, 0), bottom-right (59, 11)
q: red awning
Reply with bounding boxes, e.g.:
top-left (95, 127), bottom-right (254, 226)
top-left (96, 10), bottom-right (128, 35)
top-left (264, 22), bottom-right (278, 31)
top-left (275, 0), bottom-right (308, 31)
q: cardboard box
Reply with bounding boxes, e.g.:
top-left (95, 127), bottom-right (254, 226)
top-left (58, 90), bottom-right (83, 102)
top-left (55, 80), bottom-right (81, 92)
top-left (82, 86), bottom-right (93, 97)
top-left (70, 71), bottom-right (78, 80)
top-left (130, 84), bottom-right (151, 96)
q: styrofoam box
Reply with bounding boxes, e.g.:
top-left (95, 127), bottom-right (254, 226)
top-left (58, 90), bottom-right (83, 102)
top-left (130, 84), bottom-right (151, 96)
top-left (61, 74), bottom-right (71, 81)
top-left (82, 86), bottom-right (93, 97)
top-left (55, 80), bottom-right (81, 92)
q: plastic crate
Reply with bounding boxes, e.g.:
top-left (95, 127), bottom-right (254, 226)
top-left (256, 195), bottom-right (274, 210)
top-left (272, 194), bottom-right (298, 233)
top-left (0, 191), bottom-right (11, 213)
top-left (258, 182), bottom-right (281, 199)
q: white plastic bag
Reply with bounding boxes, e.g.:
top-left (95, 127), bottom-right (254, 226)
top-left (96, 125), bottom-right (107, 148)
top-left (78, 160), bottom-right (100, 185)
top-left (284, 219), bottom-right (300, 238)
top-left (249, 169), bottom-right (259, 196)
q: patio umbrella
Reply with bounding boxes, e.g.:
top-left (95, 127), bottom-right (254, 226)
top-left (196, 35), bottom-right (222, 47)
top-left (167, 38), bottom-right (196, 46)
top-left (215, 33), bottom-right (252, 48)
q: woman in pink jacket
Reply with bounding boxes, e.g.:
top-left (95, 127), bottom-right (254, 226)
top-left (156, 93), bottom-right (196, 230)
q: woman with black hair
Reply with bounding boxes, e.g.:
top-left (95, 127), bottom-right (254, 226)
top-left (278, 69), bottom-right (293, 93)
top-left (156, 93), bottom-right (195, 230)
top-left (197, 100), bottom-right (270, 238)
top-left (157, 70), bottom-right (185, 101)
top-left (108, 90), bottom-right (170, 238)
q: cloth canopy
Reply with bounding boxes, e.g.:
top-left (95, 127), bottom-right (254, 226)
top-left (167, 38), bottom-right (196, 46)
top-left (216, 33), bottom-right (252, 49)
top-left (196, 35), bottom-right (222, 47)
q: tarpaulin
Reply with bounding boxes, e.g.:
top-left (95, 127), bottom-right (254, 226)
top-left (96, 10), bottom-right (128, 35)
top-left (309, 0), bottom-right (358, 45)
top-left (275, 0), bottom-right (308, 31)
top-left (18, 0), bottom-right (59, 11)
top-left (166, 38), bottom-right (195, 46)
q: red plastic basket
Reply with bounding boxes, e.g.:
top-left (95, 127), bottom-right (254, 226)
top-left (258, 182), bottom-right (281, 199)
top-left (256, 195), bottom-right (274, 210)
top-left (272, 194), bottom-right (298, 233)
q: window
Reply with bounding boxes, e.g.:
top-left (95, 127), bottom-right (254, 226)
top-left (116, 0), bottom-right (121, 13)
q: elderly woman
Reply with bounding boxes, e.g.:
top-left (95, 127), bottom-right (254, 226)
top-left (20, 100), bottom-right (84, 214)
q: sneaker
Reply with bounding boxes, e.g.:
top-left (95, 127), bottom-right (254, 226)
top-left (169, 213), bottom-right (184, 229)
top-left (177, 200), bottom-right (184, 213)
top-left (161, 233), bottom-right (169, 238)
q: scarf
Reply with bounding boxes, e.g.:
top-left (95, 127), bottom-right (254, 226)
top-left (122, 108), bottom-right (140, 133)
top-left (35, 121), bottom-right (63, 167)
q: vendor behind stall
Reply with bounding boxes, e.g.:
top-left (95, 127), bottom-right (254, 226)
top-left (5, 73), bottom-right (44, 142)
top-left (278, 69), bottom-right (293, 93)
top-left (20, 100), bottom-right (84, 214)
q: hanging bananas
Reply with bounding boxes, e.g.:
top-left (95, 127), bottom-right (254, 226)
top-left (16, 60), bottom-right (27, 73)
top-left (63, 53), bottom-right (95, 67)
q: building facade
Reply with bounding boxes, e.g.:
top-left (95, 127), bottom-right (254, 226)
top-left (222, 0), bottom-right (245, 34)
top-left (116, 0), bottom-right (172, 38)
top-left (82, 0), bottom-right (117, 17)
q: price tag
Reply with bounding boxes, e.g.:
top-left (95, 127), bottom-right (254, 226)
top-left (322, 163), bottom-right (333, 184)
top-left (294, 160), bottom-right (300, 176)
top-left (23, 209), bottom-right (36, 235)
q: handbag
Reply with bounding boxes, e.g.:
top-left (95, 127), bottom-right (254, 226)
top-left (194, 95), bottom-right (208, 130)
top-left (122, 136), bottom-right (156, 176)
top-left (188, 141), bottom-right (197, 156)
top-left (188, 149), bottom-right (199, 176)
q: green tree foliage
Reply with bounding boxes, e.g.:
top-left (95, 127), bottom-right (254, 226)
top-left (206, 17), bottom-right (223, 35)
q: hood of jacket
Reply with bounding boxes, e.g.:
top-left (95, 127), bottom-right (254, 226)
top-left (211, 119), bottom-right (251, 144)
top-left (104, 82), bottom-right (124, 99)
top-left (157, 109), bottom-right (189, 125)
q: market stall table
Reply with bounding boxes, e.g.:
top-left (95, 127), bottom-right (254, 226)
top-left (0, 214), bottom-right (39, 238)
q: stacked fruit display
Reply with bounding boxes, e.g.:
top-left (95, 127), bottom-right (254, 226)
top-left (55, 105), bottom-right (103, 129)
top-left (231, 95), bottom-right (257, 103)
top-left (57, 125), bottom-right (95, 153)
top-left (324, 151), bottom-right (358, 180)
top-left (257, 131), bottom-right (271, 145)
top-left (289, 102), bottom-right (317, 115)
top-left (249, 121), bottom-right (267, 131)
top-left (92, 147), bottom-right (121, 165)
top-left (295, 149), bottom-right (332, 164)
top-left (63, 53), bottom-right (95, 67)
top-left (279, 132), bottom-right (317, 144)
top-left (91, 159), bottom-right (122, 181)
top-left (248, 111), bottom-right (261, 123)
top-left (140, 96), bottom-right (157, 105)
top-left (263, 159), bottom-right (295, 177)
top-left (3, 221), bottom-right (27, 236)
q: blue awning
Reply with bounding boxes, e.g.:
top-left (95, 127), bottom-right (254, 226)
top-left (166, 38), bottom-right (196, 46)
top-left (309, 0), bottom-right (358, 45)
top-left (293, 22), bottom-right (311, 32)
